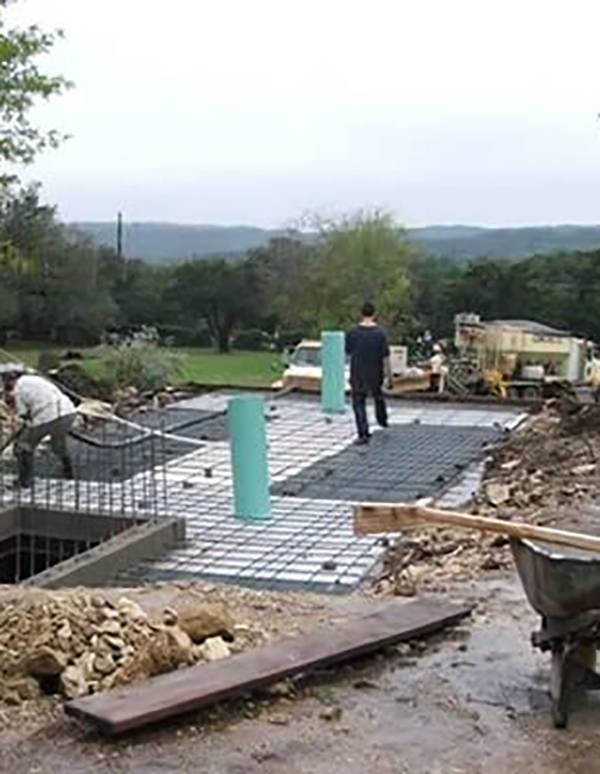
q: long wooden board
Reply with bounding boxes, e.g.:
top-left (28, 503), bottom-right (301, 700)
top-left (354, 502), bottom-right (600, 553)
top-left (66, 599), bottom-right (471, 735)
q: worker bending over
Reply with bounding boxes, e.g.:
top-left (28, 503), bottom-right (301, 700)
top-left (346, 302), bottom-right (393, 445)
top-left (1, 365), bottom-right (77, 488)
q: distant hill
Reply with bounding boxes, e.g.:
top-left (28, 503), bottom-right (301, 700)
top-left (411, 225), bottom-right (600, 261)
top-left (71, 221), bottom-right (600, 264)
top-left (71, 222), bottom-right (288, 263)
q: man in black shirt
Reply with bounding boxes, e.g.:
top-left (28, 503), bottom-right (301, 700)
top-left (345, 302), bottom-right (393, 445)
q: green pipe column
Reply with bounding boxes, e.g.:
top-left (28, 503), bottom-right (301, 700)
top-left (228, 395), bottom-right (272, 520)
top-left (321, 330), bottom-right (346, 414)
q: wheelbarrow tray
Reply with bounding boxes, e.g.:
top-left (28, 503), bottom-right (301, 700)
top-left (510, 537), bottom-right (600, 620)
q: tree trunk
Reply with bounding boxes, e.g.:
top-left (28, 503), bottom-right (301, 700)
top-left (217, 331), bottom-right (230, 353)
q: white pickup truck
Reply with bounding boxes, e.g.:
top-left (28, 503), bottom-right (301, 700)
top-left (273, 340), bottom-right (426, 393)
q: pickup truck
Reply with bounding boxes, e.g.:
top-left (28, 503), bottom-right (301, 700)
top-left (273, 340), bottom-right (429, 394)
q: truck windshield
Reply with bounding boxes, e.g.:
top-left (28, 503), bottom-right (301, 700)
top-left (291, 347), bottom-right (350, 368)
top-left (292, 347), bottom-right (322, 367)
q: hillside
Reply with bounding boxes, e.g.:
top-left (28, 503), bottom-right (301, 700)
top-left (71, 222), bottom-right (289, 263)
top-left (71, 221), bottom-right (600, 263)
top-left (411, 225), bottom-right (600, 261)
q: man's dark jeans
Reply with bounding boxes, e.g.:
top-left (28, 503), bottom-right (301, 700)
top-left (14, 413), bottom-right (76, 487)
top-left (351, 385), bottom-right (388, 440)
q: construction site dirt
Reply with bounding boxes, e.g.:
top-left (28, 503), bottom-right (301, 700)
top-left (2, 395), bottom-right (600, 772)
top-left (1, 578), bottom-right (600, 774)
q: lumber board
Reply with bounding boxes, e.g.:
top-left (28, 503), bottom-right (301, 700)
top-left (354, 502), bottom-right (600, 553)
top-left (65, 598), bottom-right (471, 735)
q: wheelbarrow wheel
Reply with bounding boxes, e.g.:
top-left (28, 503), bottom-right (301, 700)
top-left (550, 649), bottom-right (569, 729)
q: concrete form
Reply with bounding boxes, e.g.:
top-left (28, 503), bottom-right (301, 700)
top-left (0, 506), bottom-right (184, 587)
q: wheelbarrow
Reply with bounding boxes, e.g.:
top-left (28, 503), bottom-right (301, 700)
top-left (511, 537), bottom-right (600, 728)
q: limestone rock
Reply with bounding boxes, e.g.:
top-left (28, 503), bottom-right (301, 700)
top-left (485, 482), bottom-right (510, 507)
top-left (117, 597), bottom-right (148, 622)
top-left (0, 589), bottom-right (243, 705)
top-left (176, 604), bottom-right (234, 644)
top-left (163, 607), bottom-right (178, 626)
top-left (61, 664), bottom-right (88, 699)
top-left (103, 635), bottom-right (126, 651)
top-left (93, 653), bottom-right (116, 676)
top-left (24, 646), bottom-right (67, 677)
top-left (97, 620), bottom-right (121, 636)
top-left (197, 636), bottom-right (231, 662)
top-left (572, 463), bottom-right (596, 476)
top-left (56, 620), bottom-right (72, 650)
top-left (145, 626), bottom-right (195, 676)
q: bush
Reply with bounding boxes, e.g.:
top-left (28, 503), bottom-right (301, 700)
top-left (233, 329), bottom-right (272, 351)
top-left (37, 351), bottom-right (61, 374)
top-left (101, 326), bottom-right (184, 391)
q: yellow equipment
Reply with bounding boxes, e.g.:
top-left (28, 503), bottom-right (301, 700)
top-left (454, 314), bottom-right (600, 400)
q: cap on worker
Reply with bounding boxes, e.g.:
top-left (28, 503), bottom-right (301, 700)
top-left (0, 362), bottom-right (27, 379)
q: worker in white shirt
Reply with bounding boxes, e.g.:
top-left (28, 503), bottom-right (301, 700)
top-left (1, 365), bottom-right (77, 488)
top-left (429, 344), bottom-right (446, 393)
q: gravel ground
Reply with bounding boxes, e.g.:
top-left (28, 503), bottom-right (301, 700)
top-left (2, 576), bottom-right (600, 773)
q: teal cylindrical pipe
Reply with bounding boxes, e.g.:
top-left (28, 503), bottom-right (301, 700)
top-left (321, 330), bottom-right (346, 414)
top-left (228, 395), bottom-right (271, 520)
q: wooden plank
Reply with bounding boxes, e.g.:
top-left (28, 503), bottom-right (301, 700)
top-left (354, 502), bottom-right (600, 553)
top-left (66, 599), bottom-right (471, 735)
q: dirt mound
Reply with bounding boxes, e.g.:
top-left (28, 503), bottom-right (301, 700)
top-left (482, 402), bottom-right (600, 515)
top-left (0, 590), bottom-right (233, 703)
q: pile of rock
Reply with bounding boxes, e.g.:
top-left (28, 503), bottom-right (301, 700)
top-left (0, 591), bottom-right (234, 704)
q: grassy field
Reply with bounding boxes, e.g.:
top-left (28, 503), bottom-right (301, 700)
top-left (1, 343), bottom-right (283, 388)
top-left (177, 348), bottom-right (282, 386)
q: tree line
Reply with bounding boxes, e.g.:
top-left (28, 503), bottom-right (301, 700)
top-left (2, 184), bottom-right (600, 352)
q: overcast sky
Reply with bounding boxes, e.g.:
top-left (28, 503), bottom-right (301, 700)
top-left (8, 0), bottom-right (600, 227)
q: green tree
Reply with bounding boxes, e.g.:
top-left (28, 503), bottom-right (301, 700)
top-left (246, 237), bottom-right (316, 335)
top-left (409, 255), bottom-right (462, 339)
top-left (0, 0), bottom-right (71, 174)
top-left (166, 258), bottom-right (261, 353)
top-left (308, 211), bottom-right (418, 337)
top-left (0, 185), bottom-right (120, 343)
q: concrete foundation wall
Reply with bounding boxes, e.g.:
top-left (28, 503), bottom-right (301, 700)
top-left (0, 506), bottom-right (185, 589)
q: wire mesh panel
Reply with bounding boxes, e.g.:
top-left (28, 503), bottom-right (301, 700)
top-left (0, 410), bottom-right (175, 521)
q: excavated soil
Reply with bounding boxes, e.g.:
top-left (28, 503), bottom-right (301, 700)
top-left (0, 582), bottom-right (349, 709)
top-left (372, 402), bottom-right (600, 597)
top-left (2, 577), bottom-right (600, 773)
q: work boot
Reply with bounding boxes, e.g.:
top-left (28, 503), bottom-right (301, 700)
top-left (16, 451), bottom-right (34, 489)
